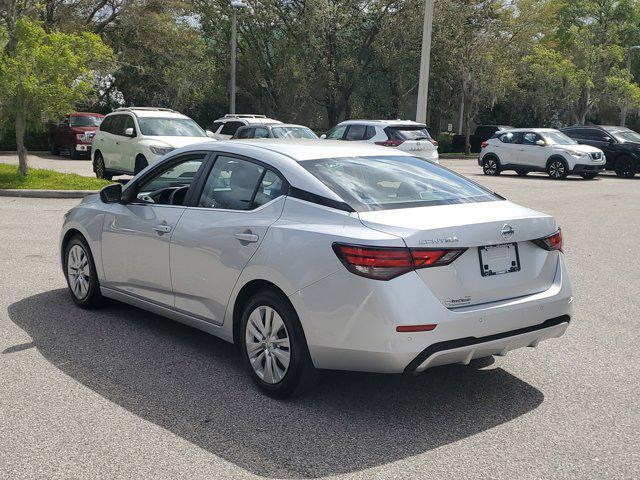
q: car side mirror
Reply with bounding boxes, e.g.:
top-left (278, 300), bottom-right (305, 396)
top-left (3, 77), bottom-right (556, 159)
top-left (535, 139), bottom-right (546, 146)
top-left (99, 183), bottom-right (122, 203)
top-left (320, 134), bottom-right (327, 139)
top-left (124, 127), bottom-right (135, 137)
top-left (205, 130), bottom-right (215, 138)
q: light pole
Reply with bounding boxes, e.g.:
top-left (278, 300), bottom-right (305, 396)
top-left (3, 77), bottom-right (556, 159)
top-left (416, 0), bottom-right (434, 125)
top-left (620, 45), bottom-right (640, 127)
top-left (229, 0), bottom-right (247, 114)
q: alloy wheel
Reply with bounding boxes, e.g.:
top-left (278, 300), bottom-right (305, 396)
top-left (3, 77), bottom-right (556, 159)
top-left (67, 245), bottom-right (90, 300)
top-left (549, 160), bottom-right (565, 179)
top-left (483, 159), bottom-right (497, 175)
top-left (245, 305), bottom-right (291, 384)
top-left (95, 154), bottom-right (105, 178)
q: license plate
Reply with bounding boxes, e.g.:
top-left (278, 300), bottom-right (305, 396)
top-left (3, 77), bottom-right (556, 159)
top-left (479, 243), bottom-right (520, 277)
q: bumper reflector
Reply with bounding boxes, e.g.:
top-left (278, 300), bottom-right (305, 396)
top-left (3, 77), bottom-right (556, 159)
top-left (396, 324), bottom-right (437, 333)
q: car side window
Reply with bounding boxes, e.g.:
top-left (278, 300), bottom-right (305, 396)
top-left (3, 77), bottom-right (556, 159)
top-left (198, 156), bottom-right (265, 210)
top-left (135, 157), bottom-right (206, 206)
top-left (345, 125), bottom-right (366, 141)
top-left (326, 125), bottom-right (347, 140)
top-left (363, 126), bottom-right (377, 140)
top-left (253, 170), bottom-right (285, 207)
top-left (220, 121), bottom-right (244, 136)
top-left (254, 127), bottom-right (269, 138)
top-left (99, 116), bottom-right (112, 133)
top-left (211, 121), bottom-right (223, 133)
top-left (521, 132), bottom-right (540, 145)
top-left (236, 128), bottom-right (253, 139)
top-left (121, 116), bottom-right (136, 136)
top-left (109, 115), bottom-right (125, 136)
top-left (499, 132), bottom-right (520, 144)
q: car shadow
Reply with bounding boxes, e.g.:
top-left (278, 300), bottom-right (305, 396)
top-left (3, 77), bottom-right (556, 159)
top-left (472, 172), bottom-right (598, 181)
top-left (7, 289), bottom-right (544, 478)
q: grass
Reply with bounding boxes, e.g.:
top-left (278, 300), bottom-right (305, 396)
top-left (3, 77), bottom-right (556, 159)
top-left (0, 163), bottom-right (111, 190)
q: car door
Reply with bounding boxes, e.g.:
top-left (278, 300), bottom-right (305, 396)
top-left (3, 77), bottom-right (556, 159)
top-left (101, 115), bottom-right (125, 170)
top-left (116, 114), bottom-right (139, 172)
top-left (518, 132), bottom-right (547, 169)
top-left (170, 154), bottom-right (286, 324)
top-left (101, 154), bottom-right (208, 306)
top-left (493, 131), bottom-right (521, 165)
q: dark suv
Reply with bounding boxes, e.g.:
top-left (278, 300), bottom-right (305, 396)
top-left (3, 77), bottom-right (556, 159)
top-left (561, 125), bottom-right (640, 177)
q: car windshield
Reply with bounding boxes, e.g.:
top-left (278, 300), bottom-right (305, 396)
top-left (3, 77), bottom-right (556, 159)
top-left (70, 115), bottom-right (103, 127)
top-left (542, 131), bottom-right (577, 145)
top-left (137, 117), bottom-right (205, 137)
top-left (388, 126), bottom-right (432, 141)
top-left (272, 126), bottom-right (318, 139)
top-left (604, 127), bottom-right (640, 143)
top-left (301, 156), bottom-right (499, 212)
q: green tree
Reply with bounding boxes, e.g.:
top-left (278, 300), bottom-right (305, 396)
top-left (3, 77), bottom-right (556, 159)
top-left (0, 19), bottom-right (114, 175)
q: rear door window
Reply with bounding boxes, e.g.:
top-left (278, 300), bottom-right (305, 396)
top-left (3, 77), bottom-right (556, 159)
top-left (344, 124), bottom-right (366, 141)
top-left (236, 128), bottom-right (253, 139)
top-left (220, 121), bottom-right (244, 136)
top-left (198, 156), bottom-right (265, 210)
top-left (499, 132), bottom-right (521, 144)
top-left (254, 127), bottom-right (270, 138)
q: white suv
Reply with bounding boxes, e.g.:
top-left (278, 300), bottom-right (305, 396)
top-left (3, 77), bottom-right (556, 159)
top-left (209, 114), bottom-right (281, 140)
top-left (479, 128), bottom-right (606, 179)
top-left (321, 119), bottom-right (439, 163)
top-left (92, 107), bottom-right (215, 179)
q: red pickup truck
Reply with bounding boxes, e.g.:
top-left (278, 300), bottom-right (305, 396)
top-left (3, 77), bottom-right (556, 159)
top-left (49, 112), bottom-right (105, 159)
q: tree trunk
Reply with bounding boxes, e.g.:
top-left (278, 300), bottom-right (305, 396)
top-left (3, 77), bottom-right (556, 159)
top-left (463, 98), bottom-right (471, 155)
top-left (575, 85), bottom-right (591, 125)
top-left (15, 108), bottom-right (28, 176)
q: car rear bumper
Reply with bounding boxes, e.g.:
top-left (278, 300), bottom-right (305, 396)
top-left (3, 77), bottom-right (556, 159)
top-left (291, 254), bottom-right (573, 374)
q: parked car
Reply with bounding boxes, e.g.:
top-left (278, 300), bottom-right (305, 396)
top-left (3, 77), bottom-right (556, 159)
top-left (479, 128), bottom-right (605, 179)
top-left (453, 125), bottom-right (513, 153)
top-left (209, 114), bottom-right (281, 140)
top-left (61, 139), bottom-right (572, 398)
top-left (232, 123), bottom-right (318, 139)
top-left (322, 120), bottom-right (439, 163)
top-left (561, 125), bottom-right (640, 178)
top-left (49, 112), bottom-right (105, 159)
top-left (92, 107), bottom-right (215, 180)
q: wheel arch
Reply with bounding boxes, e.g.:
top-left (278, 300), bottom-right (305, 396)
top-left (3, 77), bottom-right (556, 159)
top-left (546, 154), bottom-right (568, 169)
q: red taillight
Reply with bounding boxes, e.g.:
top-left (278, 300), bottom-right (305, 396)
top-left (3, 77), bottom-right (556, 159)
top-left (532, 229), bottom-right (563, 252)
top-left (333, 243), bottom-right (467, 280)
top-left (481, 141), bottom-right (489, 148)
top-left (396, 324), bottom-right (437, 332)
top-left (375, 139), bottom-right (404, 147)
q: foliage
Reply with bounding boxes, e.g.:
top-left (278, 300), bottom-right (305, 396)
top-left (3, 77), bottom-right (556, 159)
top-left (0, 163), bottom-right (111, 190)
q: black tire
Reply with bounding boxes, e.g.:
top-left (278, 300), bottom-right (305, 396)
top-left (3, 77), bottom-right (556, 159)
top-left (239, 289), bottom-right (318, 398)
top-left (547, 158), bottom-right (568, 179)
top-left (50, 140), bottom-right (60, 156)
top-left (482, 156), bottom-right (501, 176)
top-left (63, 235), bottom-right (104, 309)
top-left (93, 152), bottom-right (113, 180)
top-left (614, 155), bottom-right (636, 178)
top-left (134, 155), bottom-right (148, 175)
top-left (581, 173), bottom-right (598, 180)
top-left (69, 145), bottom-right (79, 160)
top-left (516, 169), bottom-right (529, 177)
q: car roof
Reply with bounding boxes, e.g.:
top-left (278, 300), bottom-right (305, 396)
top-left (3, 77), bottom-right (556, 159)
top-left (337, 119), bottom-right (427, 128)
top-left (240, 123), bottom-right (310, 129)
top-left (499, 128), bottom-right (559, 133)
top-left (109, 108), bottom-right (190, 119)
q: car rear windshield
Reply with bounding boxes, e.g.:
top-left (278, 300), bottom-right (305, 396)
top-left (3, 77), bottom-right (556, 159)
top-left (386, 126), bottom-right (432, 141)
top-left (272, 126), bottom-right (318, 139)
top-left (70, 115), bottom-right (103, 127)
top-left (138, 117), bottom-right (205, 137)
top-left (300, 156), bottom-right (499, 212)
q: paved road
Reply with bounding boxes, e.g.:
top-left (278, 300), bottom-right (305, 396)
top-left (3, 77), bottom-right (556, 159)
top-left (0, 162), bottom-right (638, 479)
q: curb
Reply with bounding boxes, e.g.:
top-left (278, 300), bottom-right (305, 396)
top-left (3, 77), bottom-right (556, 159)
top-left (0, 189), bottom-right (97, 199)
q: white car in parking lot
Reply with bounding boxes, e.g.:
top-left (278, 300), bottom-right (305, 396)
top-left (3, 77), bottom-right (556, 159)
top-left (62, 139), bottom-right (572, 397)
top-left (479, 128), bottom-right (605, 179)
top-left (209, 114), bottom-right (282, 140)
top-left (92, 107), bottom-right (216, 179)
top-left (322, 119), bottom-right (439, 163)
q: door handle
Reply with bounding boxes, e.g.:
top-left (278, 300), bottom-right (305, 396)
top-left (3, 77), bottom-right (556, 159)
top-left (235, 232), bottom-right (259, 244)
top-left (153, 224), bottom-right (172, 234)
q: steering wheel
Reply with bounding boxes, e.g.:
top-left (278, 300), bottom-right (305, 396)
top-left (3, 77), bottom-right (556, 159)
top-left (168, 186), bottom-right (189, 206)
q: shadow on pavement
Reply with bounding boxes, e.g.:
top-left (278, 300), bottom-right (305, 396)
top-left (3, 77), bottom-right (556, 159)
top-left (8, 289), bottom-right (544, 478)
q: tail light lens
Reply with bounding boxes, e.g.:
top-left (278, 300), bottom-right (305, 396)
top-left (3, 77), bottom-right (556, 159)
top-left (332, 243), bottom-right (467, 280)
top-left (375, 139), bottom-right (404, 147)
top-left (480, 141), bottom-right (489, 148)
top-left (532, 229), bottom-right (563, 252)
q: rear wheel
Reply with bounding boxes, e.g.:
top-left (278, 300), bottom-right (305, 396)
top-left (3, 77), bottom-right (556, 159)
top-left (64, 235), bottom-right (103, 309)
top-left (240, 290), bottom-right (318, 398)
top-left (614, 155), bottom-right (636, 178)
top-left (547, 158), bottom-right (568, 179)
top-left (482, 157), bottom-right (501, 176)
top-left (93, 152), bottom-right (113, 180)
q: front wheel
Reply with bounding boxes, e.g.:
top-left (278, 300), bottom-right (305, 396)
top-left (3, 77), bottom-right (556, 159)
top-left (69, 145), bottom-right (79, 160)
top-left (94, 152), bottom-right (112, 180)
top-left (615, 156), bottom-right (636, 178)
top-left (134, 155), bottom-right (148, 175)
top-left (240, 290), bottom-right (318, 398)
top-left (64, 235), bottom-right (103, 309)
top-left (482, 157), bottom-right (501, 176)
top-left (547, 158), bottom-right (568, 179)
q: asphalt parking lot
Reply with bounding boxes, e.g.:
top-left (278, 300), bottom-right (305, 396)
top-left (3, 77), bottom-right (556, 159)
top-left (0, 160), bottom-right (638, 479)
